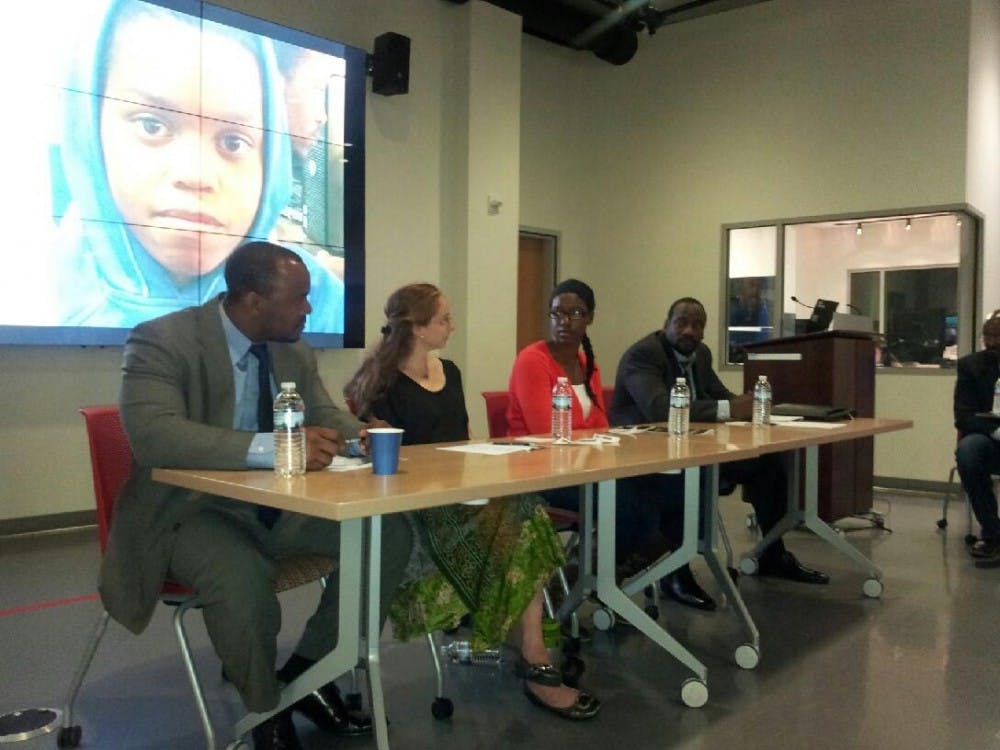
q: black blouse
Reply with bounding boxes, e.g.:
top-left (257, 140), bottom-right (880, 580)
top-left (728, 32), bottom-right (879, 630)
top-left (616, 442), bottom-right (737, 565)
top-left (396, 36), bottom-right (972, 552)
top-left (372, 359), bottom-right (469, 446)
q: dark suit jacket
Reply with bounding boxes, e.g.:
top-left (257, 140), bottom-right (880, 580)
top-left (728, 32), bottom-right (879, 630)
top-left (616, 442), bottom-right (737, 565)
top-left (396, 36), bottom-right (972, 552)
top-left (610, 330), bottom-right (733, 426)
top-left (954, 348), bottom-right (1000, 436)
top-left (99, 296), bottom-right (360, 634)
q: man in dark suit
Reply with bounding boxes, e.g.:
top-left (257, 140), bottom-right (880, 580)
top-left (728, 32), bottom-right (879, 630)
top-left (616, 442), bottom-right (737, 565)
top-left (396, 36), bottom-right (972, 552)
top-left (955, 312), bottom-right (1000, 568)
top-left (610, 297), bottom-right (829, 604)
top-left (101, 242), bottom-right (412, 750)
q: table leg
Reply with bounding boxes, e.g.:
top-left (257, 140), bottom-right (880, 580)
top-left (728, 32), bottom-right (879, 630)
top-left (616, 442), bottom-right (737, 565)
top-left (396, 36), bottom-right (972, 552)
top-left (364, 515), bottom-right (389, 750)
top-left (234, 518), bottom-right (365, 742)
top-left (697, 465), bottom-right (760, 668)
top-left (743, 447), bottom-right (883, 595)
top-left (594, 475), bottom-right (709, 702)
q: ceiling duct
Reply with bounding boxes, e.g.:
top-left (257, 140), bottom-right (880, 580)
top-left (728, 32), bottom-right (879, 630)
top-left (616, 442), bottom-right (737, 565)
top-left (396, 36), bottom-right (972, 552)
top-left (441, 0), bottom-right (772, 65)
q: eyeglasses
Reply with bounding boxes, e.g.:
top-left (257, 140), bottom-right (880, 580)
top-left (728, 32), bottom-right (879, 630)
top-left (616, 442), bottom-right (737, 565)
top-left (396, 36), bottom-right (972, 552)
top-left (548, 308), bottom-right (588, 322)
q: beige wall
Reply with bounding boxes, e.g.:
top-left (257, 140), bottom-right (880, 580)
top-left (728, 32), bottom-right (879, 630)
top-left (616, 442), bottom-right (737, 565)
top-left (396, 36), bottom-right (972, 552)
top-left (519, 0), bottom-right (979, 486)
top-left (1, 0), bottom-right (993, 522)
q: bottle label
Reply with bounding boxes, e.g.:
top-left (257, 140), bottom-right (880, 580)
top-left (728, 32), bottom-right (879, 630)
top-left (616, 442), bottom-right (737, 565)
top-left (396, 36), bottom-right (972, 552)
top-left (553, 395), bottom-right (572, 410)
top-left (274, 410), bottom-right (304, 430)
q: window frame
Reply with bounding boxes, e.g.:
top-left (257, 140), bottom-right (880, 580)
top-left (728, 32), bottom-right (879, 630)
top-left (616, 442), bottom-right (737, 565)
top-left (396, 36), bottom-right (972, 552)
top-left (719, 204), bottom-right (983, 372)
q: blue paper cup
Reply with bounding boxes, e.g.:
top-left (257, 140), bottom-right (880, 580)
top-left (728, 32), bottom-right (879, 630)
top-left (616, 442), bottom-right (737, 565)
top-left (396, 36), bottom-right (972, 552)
top-left (368, 428), bottom-right (404, 475)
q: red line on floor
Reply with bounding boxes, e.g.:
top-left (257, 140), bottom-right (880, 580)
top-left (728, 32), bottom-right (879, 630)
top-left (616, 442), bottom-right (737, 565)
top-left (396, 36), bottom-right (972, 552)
top-left (0, 593), bottom-right (99, 618)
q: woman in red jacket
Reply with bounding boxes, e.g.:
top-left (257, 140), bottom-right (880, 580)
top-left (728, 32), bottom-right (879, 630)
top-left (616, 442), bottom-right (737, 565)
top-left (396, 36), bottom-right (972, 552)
top-left (507, 278), bottom-right (607, 436)
top-left (506, 279), bottom-right (714, 610)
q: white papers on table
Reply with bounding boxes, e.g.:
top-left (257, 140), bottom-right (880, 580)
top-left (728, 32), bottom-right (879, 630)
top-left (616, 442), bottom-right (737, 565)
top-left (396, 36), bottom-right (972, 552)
top-left (325, 456), bottom-right (371, 471)
top-left (438, 443), bottom-right (536, 455)
top-left (769, 415), bottom-right (804, 423)
top-left (776, 420), bottom-right (846, 430)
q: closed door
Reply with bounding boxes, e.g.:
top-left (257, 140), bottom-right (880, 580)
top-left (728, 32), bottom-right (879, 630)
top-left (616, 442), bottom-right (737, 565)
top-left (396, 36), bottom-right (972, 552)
top-left (517, 232), bottom-right (557, 352)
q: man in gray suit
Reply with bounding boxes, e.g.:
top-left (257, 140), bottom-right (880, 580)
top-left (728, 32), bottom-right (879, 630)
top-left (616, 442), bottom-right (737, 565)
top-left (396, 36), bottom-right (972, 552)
top-left (100, 241), bottom-right (412, 750)
top-left (611, 297), bottom-right (828, 606)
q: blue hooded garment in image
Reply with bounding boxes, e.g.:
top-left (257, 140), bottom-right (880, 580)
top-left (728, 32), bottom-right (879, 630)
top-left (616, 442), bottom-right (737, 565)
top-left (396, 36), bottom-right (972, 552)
top-left (54, 0), bottom-right (345, 333)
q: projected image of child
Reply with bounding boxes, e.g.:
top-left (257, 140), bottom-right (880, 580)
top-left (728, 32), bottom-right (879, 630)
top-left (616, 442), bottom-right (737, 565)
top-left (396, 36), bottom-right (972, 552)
top-left (272, 42), bottom-right (346, 281)
top-left (54, 0), bottom-right (344, 331)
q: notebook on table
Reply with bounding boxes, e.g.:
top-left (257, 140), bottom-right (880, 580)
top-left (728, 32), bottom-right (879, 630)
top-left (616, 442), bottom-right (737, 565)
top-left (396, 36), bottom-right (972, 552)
top-left (771, 403), bottom-right (854, 421)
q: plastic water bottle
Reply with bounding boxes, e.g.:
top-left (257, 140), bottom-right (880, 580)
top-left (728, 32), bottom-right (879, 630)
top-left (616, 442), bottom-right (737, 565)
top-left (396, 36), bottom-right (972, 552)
top-left (552, 376), bottom-right (573, 441)
top-left (993, 377), bottom-right (1000, 414)
top-left (752, 375), bottom-right (772, 425)
top-left (274, 382), bottom-right (306, 477)
top-left (668, 377), bottom-right (690, 435)
top-left (440, 640), bottom-right (502, 667)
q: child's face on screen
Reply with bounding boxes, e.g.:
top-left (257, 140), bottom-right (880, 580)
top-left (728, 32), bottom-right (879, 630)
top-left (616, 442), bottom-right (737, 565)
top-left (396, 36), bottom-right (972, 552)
top-left (100, 13), bottom-right (264, 282)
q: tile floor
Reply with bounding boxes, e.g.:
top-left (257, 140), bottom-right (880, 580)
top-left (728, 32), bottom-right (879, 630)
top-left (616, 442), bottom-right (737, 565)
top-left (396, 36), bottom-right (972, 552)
top-left (2, 491), bottom-right (998, 750)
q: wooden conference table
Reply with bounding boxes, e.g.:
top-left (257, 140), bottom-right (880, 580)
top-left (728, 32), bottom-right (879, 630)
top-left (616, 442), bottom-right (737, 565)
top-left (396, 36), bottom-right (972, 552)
top-left (153, 416), bottom-right (910, 745)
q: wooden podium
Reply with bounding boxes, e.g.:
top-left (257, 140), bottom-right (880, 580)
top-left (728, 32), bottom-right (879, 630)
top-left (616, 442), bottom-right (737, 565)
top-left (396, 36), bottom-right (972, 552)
top-left (741, 330), bottom-right (876, 521)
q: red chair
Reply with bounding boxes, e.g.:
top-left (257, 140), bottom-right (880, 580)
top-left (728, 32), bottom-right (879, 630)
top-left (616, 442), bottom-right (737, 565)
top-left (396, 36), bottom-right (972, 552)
top-left (59, 407), bottom-right (335, 749)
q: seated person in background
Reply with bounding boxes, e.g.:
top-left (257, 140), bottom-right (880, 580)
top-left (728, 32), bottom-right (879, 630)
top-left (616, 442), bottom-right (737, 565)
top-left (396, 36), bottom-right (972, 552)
top-left (102, 242), bottom-right (412, 750)
top-left (343, 282), bottom-right (600, 721)
top-left (610, 296), bottom-right (830, 586)
top-left (506, 279), bottom-right (702, 606)
top-left (955, 312), bottom-right (1000, 567)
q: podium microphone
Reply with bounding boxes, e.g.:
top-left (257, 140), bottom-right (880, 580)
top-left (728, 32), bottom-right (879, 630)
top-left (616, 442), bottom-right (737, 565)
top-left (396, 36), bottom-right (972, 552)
top-left (790, 296), bottom-right (813, 309)
top-left (844, 302), bottom-right (863, 314)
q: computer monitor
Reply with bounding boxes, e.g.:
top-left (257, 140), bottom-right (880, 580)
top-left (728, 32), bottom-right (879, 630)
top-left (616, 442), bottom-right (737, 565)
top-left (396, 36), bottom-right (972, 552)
top-left (806, 299), bottom-right (838, 333)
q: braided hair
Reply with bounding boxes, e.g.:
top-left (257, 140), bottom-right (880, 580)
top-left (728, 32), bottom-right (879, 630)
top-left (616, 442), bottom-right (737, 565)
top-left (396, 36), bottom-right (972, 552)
top-left (549, 278), bottom-right (598, 405)
top-left (343, 283), bottom-right (441, 418)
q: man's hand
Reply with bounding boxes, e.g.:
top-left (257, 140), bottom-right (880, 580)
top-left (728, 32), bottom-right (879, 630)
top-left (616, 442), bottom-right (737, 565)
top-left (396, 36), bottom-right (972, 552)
top-left (729, 393), bottom-right (753, 421)
top-left (304, 426), bottom-right (342, 470)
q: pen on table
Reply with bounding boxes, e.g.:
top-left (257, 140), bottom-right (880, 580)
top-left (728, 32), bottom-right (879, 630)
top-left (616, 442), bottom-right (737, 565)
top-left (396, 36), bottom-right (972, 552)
top-left (493, 441), bottom-right (542, 448)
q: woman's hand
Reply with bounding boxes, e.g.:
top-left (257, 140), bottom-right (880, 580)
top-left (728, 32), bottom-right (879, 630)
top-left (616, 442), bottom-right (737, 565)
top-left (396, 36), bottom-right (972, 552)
top-left (358, 419), bottom-right (391, 454)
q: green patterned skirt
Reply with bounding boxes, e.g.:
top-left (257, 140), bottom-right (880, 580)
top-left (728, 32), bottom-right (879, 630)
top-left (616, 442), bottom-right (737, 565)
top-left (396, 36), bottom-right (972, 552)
top-left (388, 494), bottom-right (565, 650)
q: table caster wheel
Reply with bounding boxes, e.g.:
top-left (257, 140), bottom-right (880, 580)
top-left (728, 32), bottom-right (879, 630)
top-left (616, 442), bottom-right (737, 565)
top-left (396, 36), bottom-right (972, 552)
top-left (561, 655), bottom-right (585, 687)
top-left (734, 644), bottom-right (759, 670)
top-left (57, 726), bottom-right (81, 748)
top-left (738, 557), bottom-right (758, 575)
top-left (592, 606), bottom-right (615, 631)
top-left (965, 534), bottom-right (978, 545)
top-left (936, 518), bottom-right (947, 529)
top-left (644, 604), bottom-right (660, 620)
top-left (862, 578), bottom-right (883, 599)
top-left (431, 696), bottom-right (453, 720)
top-left (680, 677), bottom-right (708, 708)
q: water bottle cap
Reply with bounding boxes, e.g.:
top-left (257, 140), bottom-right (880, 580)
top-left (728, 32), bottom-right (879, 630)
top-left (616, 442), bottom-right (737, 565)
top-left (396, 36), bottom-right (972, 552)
top-left (280, 381), bottom-right (296, 390)
top-left (676, 377), bottom-right (686, 384)
top-left (557, 376), bottom-right (568, 384)
top-left (758, 375), bottom-right (767, 382)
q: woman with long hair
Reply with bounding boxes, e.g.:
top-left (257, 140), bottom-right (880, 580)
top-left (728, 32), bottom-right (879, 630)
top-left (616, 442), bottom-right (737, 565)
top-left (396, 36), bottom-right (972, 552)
top-left (344, 282), bottom-right (600, 720)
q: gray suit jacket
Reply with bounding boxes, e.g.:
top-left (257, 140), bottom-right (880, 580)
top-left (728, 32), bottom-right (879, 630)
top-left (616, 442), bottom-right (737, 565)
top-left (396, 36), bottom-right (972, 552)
top-left (99, 296), bottom-right (360, 634)
top-left (610, 330), bottom-right (733, 425)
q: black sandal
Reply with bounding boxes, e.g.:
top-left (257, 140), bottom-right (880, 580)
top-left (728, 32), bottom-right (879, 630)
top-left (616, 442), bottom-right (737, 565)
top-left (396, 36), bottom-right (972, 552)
top-left (514, 657), bottom-right (563, 686)
top-left (523, 683), bottom-right (601, 720)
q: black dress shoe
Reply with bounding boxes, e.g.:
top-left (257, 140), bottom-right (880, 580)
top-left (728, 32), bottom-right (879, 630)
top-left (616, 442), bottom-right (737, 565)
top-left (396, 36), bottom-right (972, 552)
top-left (291, 682), bottom-right (372, 736)
top-left (757, 551), bottom-right (830, 585)
top-left (970, 539), bottom-right (1000, 558)
top-left (251, 710), bottom-right (301, 750)
top-left (660, 565), bottom-right (717, 611)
